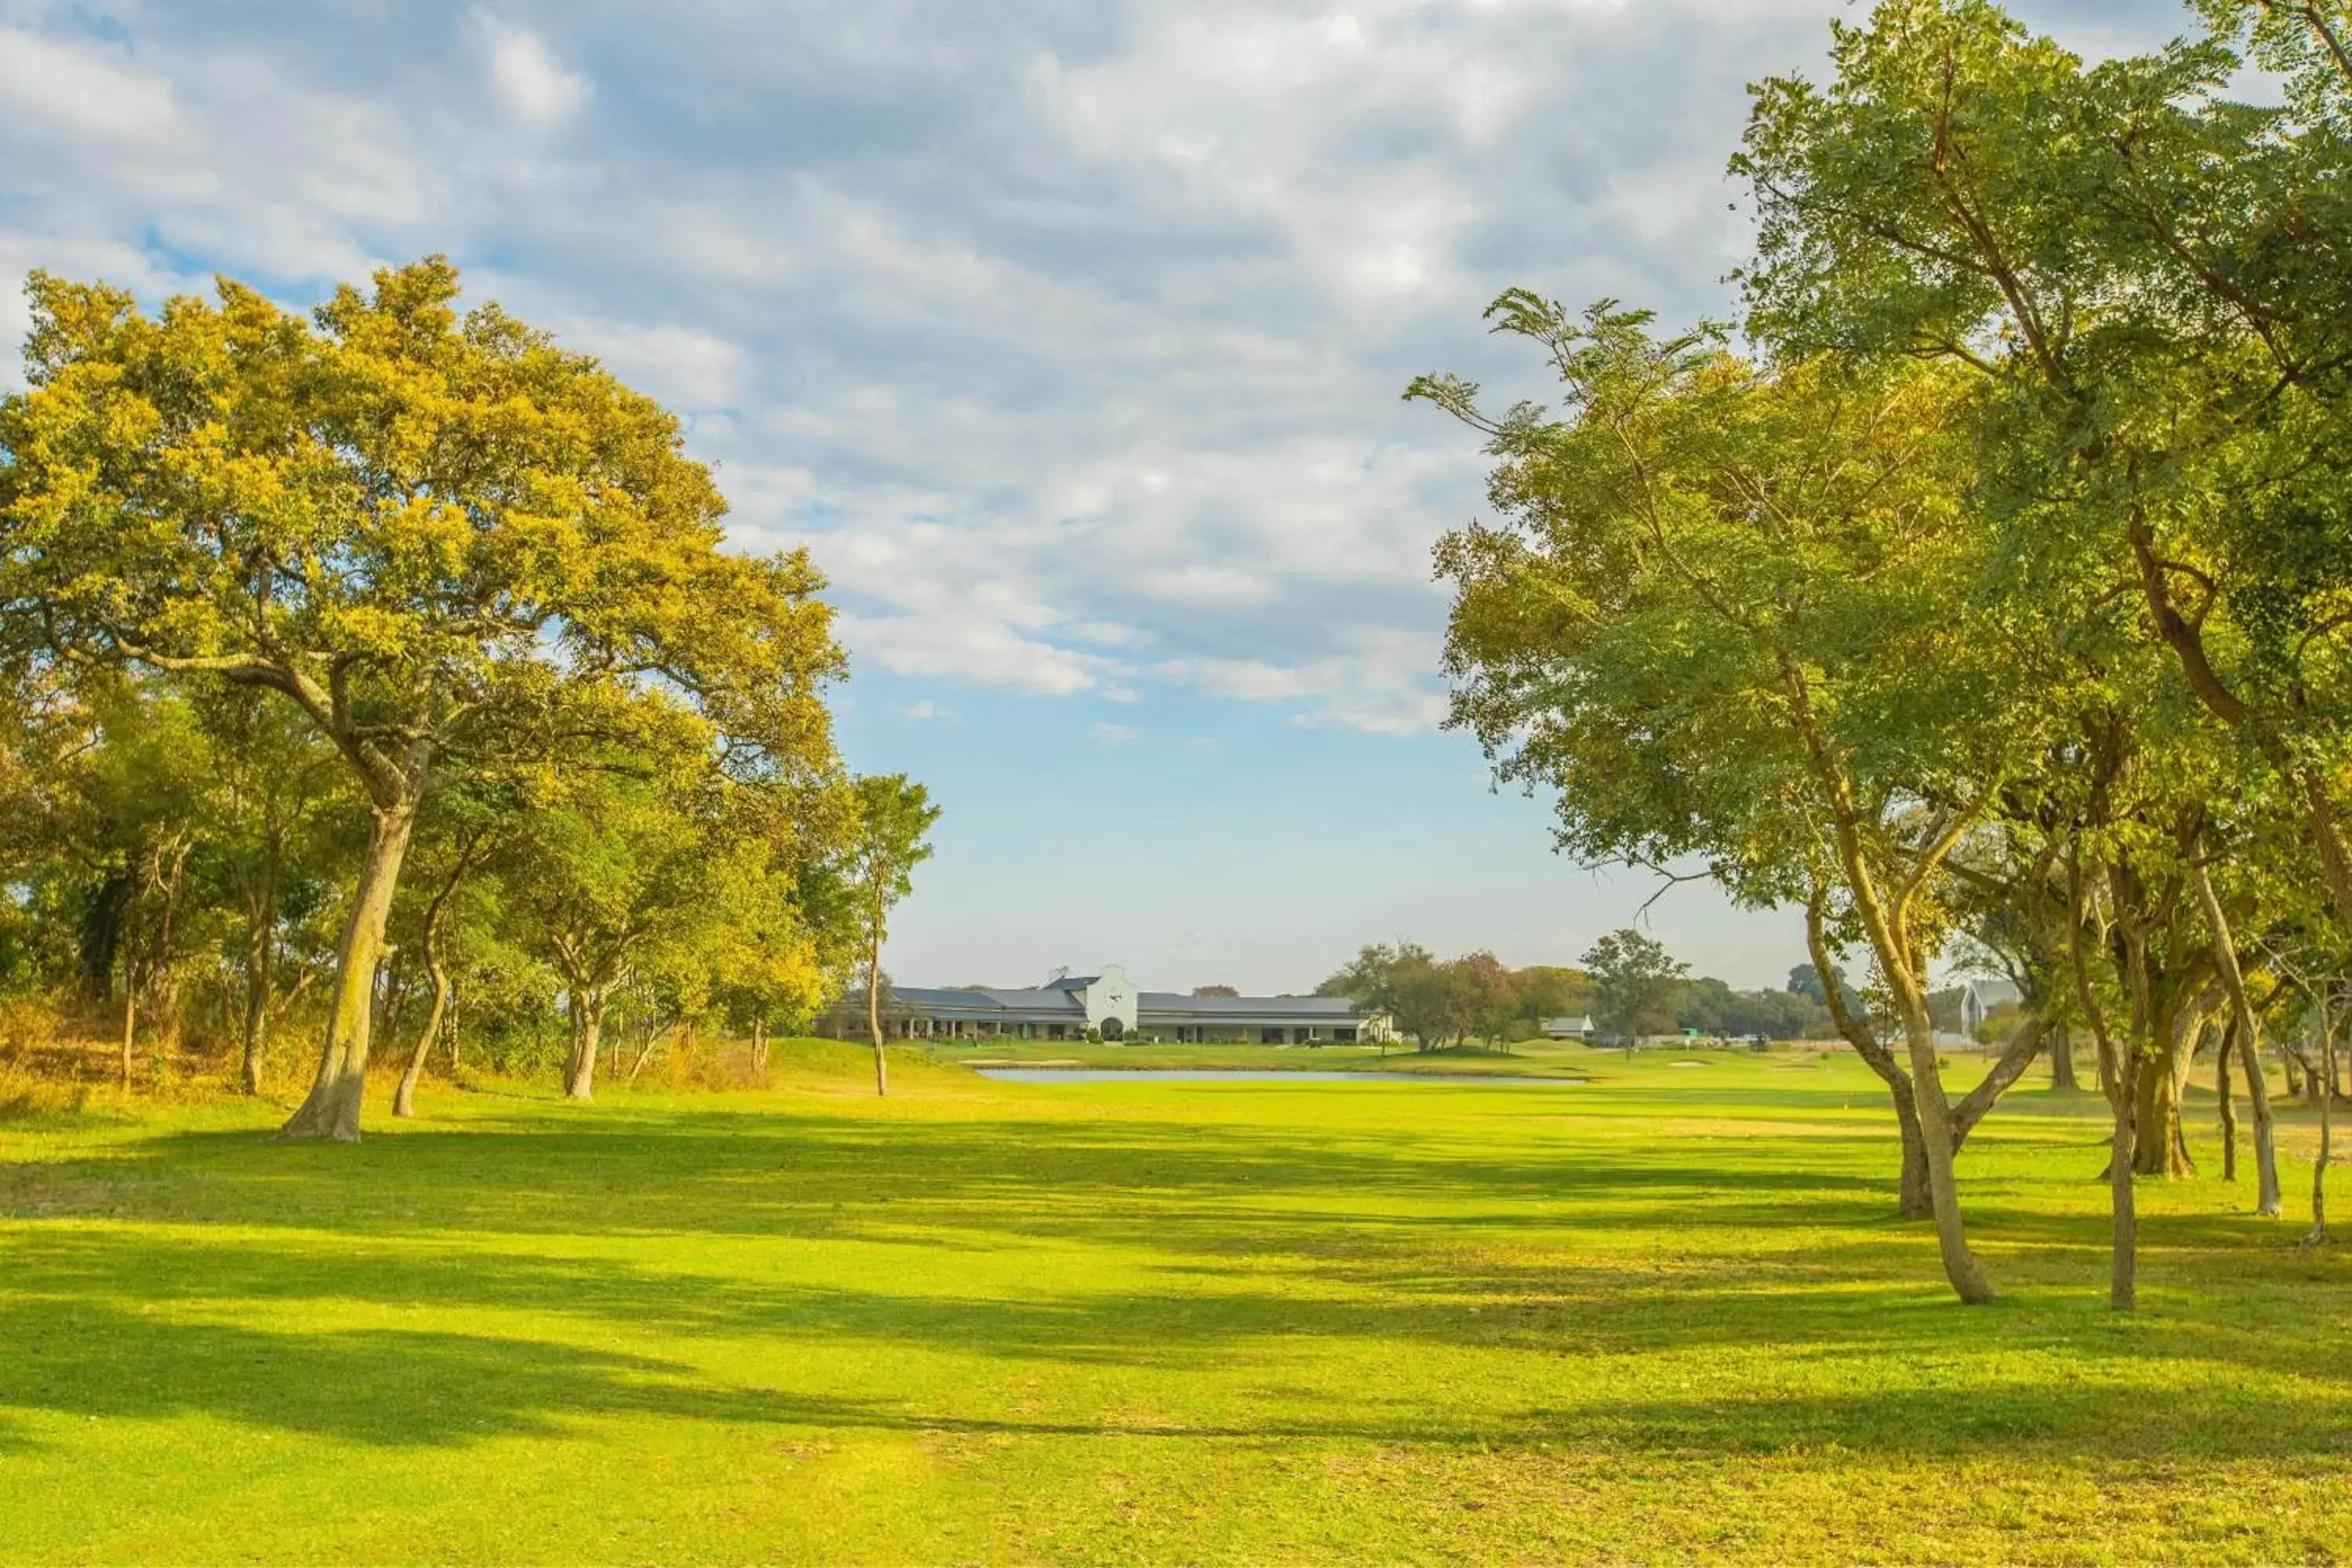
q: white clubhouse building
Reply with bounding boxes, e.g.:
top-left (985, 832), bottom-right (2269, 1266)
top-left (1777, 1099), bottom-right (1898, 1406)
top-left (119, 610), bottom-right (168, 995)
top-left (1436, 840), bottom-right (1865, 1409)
top-left (826, 964), bottom-right (1383, 1044)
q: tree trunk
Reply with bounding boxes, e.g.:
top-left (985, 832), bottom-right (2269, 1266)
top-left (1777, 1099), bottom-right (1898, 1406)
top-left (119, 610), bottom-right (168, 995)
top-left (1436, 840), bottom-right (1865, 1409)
top-left (750, 1018), bottom-right (770, 1083)
top-left (2048, 1024), bottom-right (2079, 1090)
top-left (2309, 997), bottom-right (2334, 1247)
top-left (565, 989), bottom-right (607, 1102)
top-left (280, 794), bottom-right (419, 1142)
top-left (118, 973), bottom-right (136, 1091)
top-left (2194, 858), bottom-right (2281, 1216)
top-left (867, 913), bottom-right (888, 1098)
top-left (2109, 1054), bottom-right (2139, 1312)
top-left (2217, 1020), bottom-right (2238, 1184)
top-left (392, 937), bottom-right (449, 1120)
top-left (1899, 1009), bottom-right (1995, 1303)
top-left (2132, 1054), bottom-right (2194, 1176)
top-left (240, 920), bottom-right (270, 1096)
top-left (1895, 1096), bottom-right (1932, 1220)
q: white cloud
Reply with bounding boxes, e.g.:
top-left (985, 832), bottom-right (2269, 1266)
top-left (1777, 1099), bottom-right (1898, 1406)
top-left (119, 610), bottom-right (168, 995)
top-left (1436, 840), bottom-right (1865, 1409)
top-left (0, 0), bottom-right (2172, 740)
top-left (475, 12), bottom-right (590, 128)
top-left (902, 699), bottom-right (949, 720)
top-left (1090, 722), bottom-right (1142, 746)
top-left (0, 27), bottom-right (173, 141)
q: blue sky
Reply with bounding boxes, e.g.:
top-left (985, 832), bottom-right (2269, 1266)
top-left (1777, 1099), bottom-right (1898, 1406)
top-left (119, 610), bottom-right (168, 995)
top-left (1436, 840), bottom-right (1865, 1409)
top-left (0, 0), bottom-right (2180, 993)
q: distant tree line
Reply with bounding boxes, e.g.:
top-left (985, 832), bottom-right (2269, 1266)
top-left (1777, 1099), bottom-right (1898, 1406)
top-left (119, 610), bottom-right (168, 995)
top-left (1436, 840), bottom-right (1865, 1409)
top-left (1315, 930), bottom-right (1850, 1049)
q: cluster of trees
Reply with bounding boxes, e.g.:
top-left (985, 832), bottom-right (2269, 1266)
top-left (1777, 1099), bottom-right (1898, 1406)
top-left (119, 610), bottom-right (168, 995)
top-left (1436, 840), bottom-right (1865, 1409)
top-left (1415, 0), bottom-right (2352, 1308)
top-left (1317, 942), bottom-right (1589, 1051)
top-left (0, 260), bottom-right (927, 1137)
top-left (1315, 930), bottom-right (1847, 1047)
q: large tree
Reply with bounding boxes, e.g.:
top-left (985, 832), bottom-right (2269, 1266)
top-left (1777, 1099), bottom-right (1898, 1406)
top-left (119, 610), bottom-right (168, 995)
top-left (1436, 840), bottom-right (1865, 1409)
top-left (0, 260), bottom-right (845, 1138)
top-left (1418, 303), bottom-right (2048, 1300)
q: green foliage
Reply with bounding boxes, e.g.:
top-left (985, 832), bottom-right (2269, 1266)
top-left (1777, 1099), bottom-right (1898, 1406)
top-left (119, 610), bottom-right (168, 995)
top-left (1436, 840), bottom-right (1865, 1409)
top-left (1582, 928), bottom-right (1688, 1040)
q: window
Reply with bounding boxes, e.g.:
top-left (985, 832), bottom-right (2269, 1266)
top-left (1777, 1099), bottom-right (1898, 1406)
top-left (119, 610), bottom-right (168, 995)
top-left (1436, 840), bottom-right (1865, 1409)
top-left (1335, 1027), bottom-right (1356, 1043)
top-left (1261, 1028), bottom-right (1283, 1044)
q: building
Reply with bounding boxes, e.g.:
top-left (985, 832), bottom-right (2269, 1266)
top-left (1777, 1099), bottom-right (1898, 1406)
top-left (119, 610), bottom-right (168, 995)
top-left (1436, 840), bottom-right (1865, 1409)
top-left (822, 963), bottom-right (1385, 1044)
top-left (1958, 978), bottom-right (2022, 1036)
top-left (1539, 1014), bottom-right (1597, 1040)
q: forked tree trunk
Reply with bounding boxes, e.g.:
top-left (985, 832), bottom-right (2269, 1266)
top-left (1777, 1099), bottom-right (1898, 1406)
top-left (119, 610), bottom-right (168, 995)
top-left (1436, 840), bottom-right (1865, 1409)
top-left (281, 796), bottom-right (419, 1142)
top-left (1896, 1006), bottom-right (1994, 1303)
top-left (2193, 860), bottom-right (2281, 1216)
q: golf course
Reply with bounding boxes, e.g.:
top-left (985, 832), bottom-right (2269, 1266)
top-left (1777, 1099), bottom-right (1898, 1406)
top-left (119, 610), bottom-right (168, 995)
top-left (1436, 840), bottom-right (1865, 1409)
top-left (2, 1043), bottom-right (2345, 1563)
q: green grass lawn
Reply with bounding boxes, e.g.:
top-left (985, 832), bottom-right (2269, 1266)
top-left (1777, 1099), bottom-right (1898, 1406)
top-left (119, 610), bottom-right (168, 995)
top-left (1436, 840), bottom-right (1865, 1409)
top-left (2, 1041), bottom-right (2347, 1563)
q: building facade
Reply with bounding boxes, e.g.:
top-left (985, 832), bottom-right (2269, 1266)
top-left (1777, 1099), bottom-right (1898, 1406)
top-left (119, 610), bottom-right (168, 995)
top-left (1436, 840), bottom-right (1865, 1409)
top-left (822, 963), bottom-right (1383, 1044)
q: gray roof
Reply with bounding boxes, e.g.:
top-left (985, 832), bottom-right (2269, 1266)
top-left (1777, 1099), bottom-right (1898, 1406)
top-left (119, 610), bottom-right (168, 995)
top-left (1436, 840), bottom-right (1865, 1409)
top-left (1136, 993), bottom-right (1361, 1020)
top-left (886, 986), bottom-right (1084, 1016)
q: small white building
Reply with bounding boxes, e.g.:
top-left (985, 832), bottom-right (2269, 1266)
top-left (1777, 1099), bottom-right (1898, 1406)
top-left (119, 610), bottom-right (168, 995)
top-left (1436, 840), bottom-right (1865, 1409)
top-left (1540, 1015), bottom-right (1597, 1040)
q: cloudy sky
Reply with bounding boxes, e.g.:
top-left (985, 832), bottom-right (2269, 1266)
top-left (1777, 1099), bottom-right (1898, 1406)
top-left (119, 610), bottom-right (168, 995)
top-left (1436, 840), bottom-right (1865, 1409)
top-left (0, 0), bottom-right (2179, 993)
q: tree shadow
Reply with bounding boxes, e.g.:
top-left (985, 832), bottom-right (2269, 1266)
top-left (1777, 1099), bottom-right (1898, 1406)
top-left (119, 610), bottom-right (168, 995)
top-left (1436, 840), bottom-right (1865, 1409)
top-left (3, 1088), bottom-right (2347, 1468)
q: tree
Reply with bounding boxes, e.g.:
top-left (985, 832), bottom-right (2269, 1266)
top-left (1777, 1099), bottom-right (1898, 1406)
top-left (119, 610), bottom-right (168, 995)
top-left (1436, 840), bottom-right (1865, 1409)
top-left (1582, 930), bottom-right (1686, 1042)
top-left (1737, 0), bottom-right (2352, 1000)
top-left (849, 774), bottom-right (940, 1097)
top-left (0, 259), bottom-right (846, 1138)
top-left (1419, 301), bottom-right (2047, 1301)
top-left (1455, 950), bottom-right (1520, 1047)
top-left (1192, 984), bottom-right (1240, 998)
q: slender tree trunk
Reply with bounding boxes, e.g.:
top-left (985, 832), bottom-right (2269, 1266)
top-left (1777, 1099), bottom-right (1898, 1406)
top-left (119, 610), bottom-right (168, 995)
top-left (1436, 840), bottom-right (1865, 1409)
top-left (2310, 996), bottom-right (2334, 1247)
top-left (2109, 1051), bottom-right (2139, 1311)
top-left (281, 791), bottom-right (421, 1142)
top-left (867, 902), bottom-right (888, 1098)
top-left (240, 920), bottom-right (270, 1095)
top-left (2217, 1020), bottom-right (2239, 1184)
top-left (1807, 896), bottom-right (1936, 1219)
top-left (2194, 858), bottom-right (2281, 1216)
top-left (118, 970), bottom-right (136, 1091)
top-left (751, 1018), bottom-right (770, 1083)
top-left (392, 936), bottom-right (448, 1120)
top-left (565, 989), bottom-right (607, 1102)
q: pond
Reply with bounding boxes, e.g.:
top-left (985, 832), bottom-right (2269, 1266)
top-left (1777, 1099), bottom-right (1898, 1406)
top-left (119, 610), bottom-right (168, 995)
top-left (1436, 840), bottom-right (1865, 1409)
top-left (972, 1068), bottom-right (1588, 1086)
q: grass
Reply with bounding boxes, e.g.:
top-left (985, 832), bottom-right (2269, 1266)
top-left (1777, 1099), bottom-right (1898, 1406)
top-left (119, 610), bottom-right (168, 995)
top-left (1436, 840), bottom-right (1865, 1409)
top-left (1, 1038), bottom-right (2347, 1563)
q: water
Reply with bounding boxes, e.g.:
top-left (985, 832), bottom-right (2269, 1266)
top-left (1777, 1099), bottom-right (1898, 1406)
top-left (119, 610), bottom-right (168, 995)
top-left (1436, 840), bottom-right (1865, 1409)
top-left (972, 1068), bottom-right (1587, 1086)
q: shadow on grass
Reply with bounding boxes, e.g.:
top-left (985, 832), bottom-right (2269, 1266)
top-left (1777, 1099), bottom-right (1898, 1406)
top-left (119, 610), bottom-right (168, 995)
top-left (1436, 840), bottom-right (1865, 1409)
top-left (2, 1089), bottom-right (2347, 1466)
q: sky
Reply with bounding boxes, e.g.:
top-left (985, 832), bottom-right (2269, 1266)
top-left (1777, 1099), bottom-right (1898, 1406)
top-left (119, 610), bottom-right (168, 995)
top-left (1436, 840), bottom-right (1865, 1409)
top-left (0, 0), bottom-right (2184, 994)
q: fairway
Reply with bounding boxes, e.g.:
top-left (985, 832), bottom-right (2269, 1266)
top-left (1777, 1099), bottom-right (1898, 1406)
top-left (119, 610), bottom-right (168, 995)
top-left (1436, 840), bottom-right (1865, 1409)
top-left (2, 1045), bottom-right (2348, 1563)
